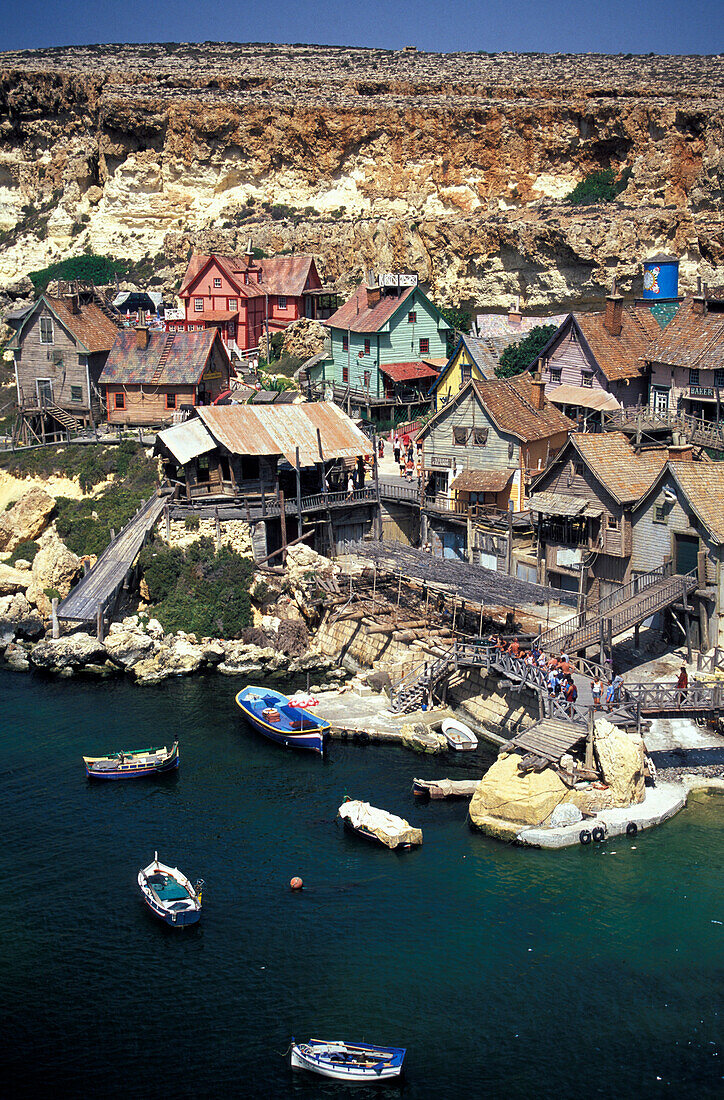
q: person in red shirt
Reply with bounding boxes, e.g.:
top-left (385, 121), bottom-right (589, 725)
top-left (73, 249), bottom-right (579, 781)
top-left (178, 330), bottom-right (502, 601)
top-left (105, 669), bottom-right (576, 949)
top-left (676, 665), bottom-right (688, 706)
top-left (508, 638), bottom-right (521, 657)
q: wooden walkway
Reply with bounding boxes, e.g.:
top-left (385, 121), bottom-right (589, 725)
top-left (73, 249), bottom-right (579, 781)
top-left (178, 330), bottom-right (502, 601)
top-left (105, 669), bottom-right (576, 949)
top-left (58, 491), bottom-right (170, 625)
top-left (501, 719), bottom-right (587, 764)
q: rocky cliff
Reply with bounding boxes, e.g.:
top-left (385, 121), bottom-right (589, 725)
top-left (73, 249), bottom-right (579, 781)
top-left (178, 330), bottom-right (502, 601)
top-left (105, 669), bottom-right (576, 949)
top-left (1, 44), bottom-right (723, 309)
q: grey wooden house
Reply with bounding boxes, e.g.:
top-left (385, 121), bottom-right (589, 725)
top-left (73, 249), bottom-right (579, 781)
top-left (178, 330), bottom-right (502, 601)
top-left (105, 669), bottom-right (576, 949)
top-left (8, 292), bottom-right (121, 441)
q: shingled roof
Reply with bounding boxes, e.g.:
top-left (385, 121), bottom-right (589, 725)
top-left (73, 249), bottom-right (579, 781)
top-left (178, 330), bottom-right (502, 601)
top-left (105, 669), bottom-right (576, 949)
top-left (645, 296), bottom-right (724, 370)
top-left (324, 284), bottom-right (417, 334)
top-left (571, 432), bottom-right (668, 504)
top-left (99, 329), bottom-right (226, 386)
top-left (179, 252), bottom-right (318, 299)
top-left (532, 306), bottom-right (661, 384)
top-left (472, 374), bottom-right (574, 442)
top-left (661, 460), bottom-right (724, 543)
top-left (9, 294), bottom-right (120, 354)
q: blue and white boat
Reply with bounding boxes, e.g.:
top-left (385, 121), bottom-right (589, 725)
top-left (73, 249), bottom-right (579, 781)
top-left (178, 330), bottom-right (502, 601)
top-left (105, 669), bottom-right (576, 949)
top-left (235, 686), bottom-right (330, 755)
top-left (137, 853), bottom-right (203, 927)
top-left (290, 1038), bottom-right (406, 1082)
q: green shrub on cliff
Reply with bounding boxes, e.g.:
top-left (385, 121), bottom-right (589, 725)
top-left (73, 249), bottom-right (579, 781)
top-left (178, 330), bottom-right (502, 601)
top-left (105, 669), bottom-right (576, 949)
top-left (28, 253), bottom-right (129, 292)
top-left (564, 168), bottom-right (631, 206)
top-left (139, 538), bottom-right (254, 638)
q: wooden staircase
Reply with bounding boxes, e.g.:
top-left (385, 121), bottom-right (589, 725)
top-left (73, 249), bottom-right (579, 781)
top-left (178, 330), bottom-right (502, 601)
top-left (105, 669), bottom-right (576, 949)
top-left (44, 400), bottom-right (84, 434)
top-left (150, 334), bottom-right (175, 383)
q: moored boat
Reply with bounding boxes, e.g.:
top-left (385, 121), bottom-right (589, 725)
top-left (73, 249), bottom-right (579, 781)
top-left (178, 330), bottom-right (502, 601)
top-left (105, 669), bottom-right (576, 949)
top-left (235, 686), bottom-right (329, 755)
top-left (441, 718), bottom-right (478, 752)
top-left (138, 853), bottom-right (203, 927)
top-left (338, 799), bottom-right (423, 849)
top-left (83, 741), bottom-right (179, 779)
top-left (290, 1038), bottom-right (406, 1082)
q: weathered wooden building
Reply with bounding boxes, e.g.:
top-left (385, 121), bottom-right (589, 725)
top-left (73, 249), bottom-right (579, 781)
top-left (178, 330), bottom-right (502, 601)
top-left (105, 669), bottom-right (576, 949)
top-left (430, 334), bottom-right (498, 409)
top-left (529, 432), bottom-right (669, 600)
top-left (155, 401), bottom-right (375, 558)
top-left (8, 292), bottom-right (121, 438)
top-left (416, 374), bottom-right (572, 559)
top-left (533, 289), bottom-right (663, 426)
top-left (646, 291), bottom-right (724, 420)
top-left (100, 327), bottom-right (230, 426)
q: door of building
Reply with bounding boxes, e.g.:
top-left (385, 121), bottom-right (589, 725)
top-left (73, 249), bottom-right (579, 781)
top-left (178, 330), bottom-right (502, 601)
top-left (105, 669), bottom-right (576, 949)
top-left (36, 378), bottom-right (53, 405)
top-left (675, 533), bottom-right (699, 575)
top-left (653, 387), bottom-right (670, 414)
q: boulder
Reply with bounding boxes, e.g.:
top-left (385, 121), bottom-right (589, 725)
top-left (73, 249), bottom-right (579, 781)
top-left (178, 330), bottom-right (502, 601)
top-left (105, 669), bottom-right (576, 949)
top-left (0, 592), bottom-right (44, 638)
top-left (0, 564), bottom-right (33, 595)
top-left (469, 752), bottom-right (569, 834)
top-left (201, 641), bottom-right (226, 665)
top-left (13, 559), bottom-right (32, 571)
top-left (0, 488), bottom-right (55, 551)
top-left (131, 639), bottom-right (205, 683)
top-left (549, 802), bottom-right (584, 828)
top-left (217, 641), bottom-right (277, 676)
top-left (281, 316), bottom-right (328, 361)
top-left (3, 641), bottom-right (30, 671)
top-left (594, 718), bottom-right (646, 807)
top-left (104, 630), bottom-right (156, 669)
top-left (401, 723), bottom-right (447, 754)
top-left (30, 633), bottom-right (107, 670)
top-left (26, 536), bottom-right (81, 616)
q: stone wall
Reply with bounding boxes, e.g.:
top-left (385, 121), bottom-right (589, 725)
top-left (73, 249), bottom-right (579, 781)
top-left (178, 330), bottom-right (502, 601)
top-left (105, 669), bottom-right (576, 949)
top-left (161, 518), bottom-right (253, 555)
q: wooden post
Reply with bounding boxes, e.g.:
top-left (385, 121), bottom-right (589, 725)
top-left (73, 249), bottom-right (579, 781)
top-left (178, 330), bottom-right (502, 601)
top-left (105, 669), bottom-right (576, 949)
top-left (215, 506), bottom-right (221, 551)
top-left (478, 602), bottom-right (484, 639)
top-left (278, 490), bottom-right (287, 565)
top-left (585, 707), bottom-right (595, 770)
top-left (451, 596), bottom-right (458, 635)
top-left (467, 512), bottom-right (473, 564)
top-left (165, 504), bottom-right (170, 540)
top-left (244, 496), bottom-right (252, 527)
top-left (634, 622), bottom-right (640, 648)
top-left (396, 571), bottom-right (402, 610)
top-left (372, 431), bottom-right (382, 541)
top-left (599, 618), bottom-right (606, 666)
top-left (96, 604), bottom-right (104, 643)
top-left (373, 566), bottom-right (377, 609)
top-left (295, 446), bottom-right (303, 533)
top-left (110, 528), bottom-right (116, 542)
top-left (682, 576), bottom-right (693, 663)
top-left (607, 618), bottom-right (613, 667)
top-left (261, 482), bottom-right (267, 517)
top-left (507, 508), bottom-right (513, 575)
top-left (51, 598), bottom-right (59, 640)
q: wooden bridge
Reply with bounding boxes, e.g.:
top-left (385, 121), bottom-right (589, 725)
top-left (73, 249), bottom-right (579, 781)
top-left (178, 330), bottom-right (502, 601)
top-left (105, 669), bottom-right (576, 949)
top-left (57, 490), bottom-right (171, 630)
top-left (537, 563), bottom-right (697, 656)
top-left (603, 407), bottom-right (724, 453)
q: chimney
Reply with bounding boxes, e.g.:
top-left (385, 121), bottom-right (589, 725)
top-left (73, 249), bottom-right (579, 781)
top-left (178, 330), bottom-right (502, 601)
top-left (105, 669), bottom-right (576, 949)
top-left (366, 273), bottom-right (381, 310)
top-left (668, 444), bottom-right (694, 462)
top-left (604, 278), bottom-right (623, 336)
top-left (508, 294), bottom-right (522, 325)
top-left (66, 293), bottom-right (81, 315)
top-left (693, 276), bottom-right (707, 315)
top-left (136, 324), bottom-right (149, 350)
top-left (531, 364), bottom-right (546, 410)
top-left (244, 237), bottom-right (254, 265)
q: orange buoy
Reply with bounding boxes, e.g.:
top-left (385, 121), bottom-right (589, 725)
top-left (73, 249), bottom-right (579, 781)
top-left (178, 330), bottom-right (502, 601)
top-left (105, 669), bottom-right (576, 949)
top-left (290, 877), bottom-right (304, 891)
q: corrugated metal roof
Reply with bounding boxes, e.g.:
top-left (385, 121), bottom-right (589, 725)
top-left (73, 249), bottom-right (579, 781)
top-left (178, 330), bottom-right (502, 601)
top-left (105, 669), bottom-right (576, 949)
top-left (548, 384), bottom-right (621, 412)
top-left (529, 491), bottom-right (603, 517)
top-left (380, 361), bottom-right (440, 382)
top-left (155, 419), bottom-right (217, 466)
top-left (196, 401), bottom-right (371, 466)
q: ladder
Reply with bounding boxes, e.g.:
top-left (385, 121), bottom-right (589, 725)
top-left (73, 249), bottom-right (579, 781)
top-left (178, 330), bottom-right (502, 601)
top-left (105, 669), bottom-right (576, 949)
top-left (150, 334), bottom-right (175, 383)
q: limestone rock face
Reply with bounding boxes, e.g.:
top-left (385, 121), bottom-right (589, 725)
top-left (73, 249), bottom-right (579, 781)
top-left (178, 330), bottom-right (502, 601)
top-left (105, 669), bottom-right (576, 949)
top-left (469, 752), bottom-right (569, 834)
top-left (103, 630), bottom-right (156, 668)
top-left (0, 488), bottom-right (55, 551)
top-left (281, 317), bottom-right (327, 361)
top-left (0, 564), bottom-right (33, 595)
top-left (0, 592), bottom-right (43, 637)
top-left (217, 641), bottom-right (279, 676)
top-left (593, 718), bottom-right (646, 807)
top-left (26, 535), bottom-right (81, 616)
top-left (30, 633), bottom-right (106, 670)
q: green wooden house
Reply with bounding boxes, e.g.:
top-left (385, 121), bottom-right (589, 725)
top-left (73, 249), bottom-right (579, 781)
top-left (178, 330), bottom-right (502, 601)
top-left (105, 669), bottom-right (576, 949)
top-left (309, 278), bottom-right (450, 411)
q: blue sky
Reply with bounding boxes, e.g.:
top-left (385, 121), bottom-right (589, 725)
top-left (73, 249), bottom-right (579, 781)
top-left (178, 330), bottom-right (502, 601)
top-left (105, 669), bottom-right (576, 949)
top-left (1, 0), bottom-right (721, 55)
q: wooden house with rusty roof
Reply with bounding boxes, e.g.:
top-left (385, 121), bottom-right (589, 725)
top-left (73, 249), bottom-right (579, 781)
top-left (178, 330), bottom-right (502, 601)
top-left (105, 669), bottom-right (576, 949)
top-left (532, 287), bottom-right (663, 427)
top-left (99, 326), bottom-right (230, 426)
top-left (8, 291), bottom-right (121, 440)
top-left (646, 289), bottom-right (724, 420)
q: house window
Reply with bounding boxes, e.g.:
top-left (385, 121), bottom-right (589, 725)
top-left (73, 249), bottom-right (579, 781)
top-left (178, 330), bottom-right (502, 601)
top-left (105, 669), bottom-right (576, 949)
top-left (689, 368), bottom-right (700, 386)
top-left (408, 311), bottom-right (417, 323)
top-left (453, 427), bottom-right (468, 445)
top-left (277, 295), bottom-right (287, 310)
top-left (40, 317), bottom-right (54, 344)
top-left (461, 365), bottom-right (472, 383)
top-left (574, 460), bottom-right (584, 476)
top-left (715, 369), bottom-right (724, 388)
top-left (194, 298), bottom-right (204, 312)
top-left (228, 321), bottom-right (236, 339)
top-left (508, 441), bottom-right (515, 460)
top-left (654, 503), bottom-right (668, 524)
top-left (70, 385), bottom-right (82, 402)
top-left (364, 339), bottom-right (370, 355)
top-left (581, 371), bottom-right (593, 388)
top-left (342, 366), bottom-right (349, 383)
top-left (364, 370), bottom-right (371, 388)
top-left (227, 298), bottom-right (237, 311)
top-left (419, 338), bottom-right (430, 355)
top-left (213, 278), bottom-right (221, 288)
top-left (342, 333), bottom-right (349, 352)
top-left (550, 367), bottom-right (562, 383)
top-left (114, 392), bottom-right (125, 410)
top-left (166, 393), bottom-right (177, 410)
top-left (607, 515), bottom-right (619, 529)
top-left (473, 428), bottom-right (489, 446)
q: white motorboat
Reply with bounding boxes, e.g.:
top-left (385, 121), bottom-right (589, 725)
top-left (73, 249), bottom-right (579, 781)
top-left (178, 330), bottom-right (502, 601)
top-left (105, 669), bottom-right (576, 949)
top-left (290, 1038), bottom-right (406, 1082)
top-left (442, 717), bottom-right (479, 751)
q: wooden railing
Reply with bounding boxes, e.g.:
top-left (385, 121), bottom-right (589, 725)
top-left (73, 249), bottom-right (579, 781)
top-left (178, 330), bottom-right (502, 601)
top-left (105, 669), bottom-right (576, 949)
top-left (422, 494), bottom-right (511, 523)
top-left (602, 406), bottom-right (724, 452)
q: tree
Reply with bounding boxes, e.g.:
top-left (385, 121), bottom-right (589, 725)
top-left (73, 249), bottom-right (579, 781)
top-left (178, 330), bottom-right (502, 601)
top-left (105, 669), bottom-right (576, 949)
top-left (440, 306), bottom-right (472, 355)
top-left (564, 167), bottom-right (631, 206)
top-left (495, 325), bottom-right (558, 379)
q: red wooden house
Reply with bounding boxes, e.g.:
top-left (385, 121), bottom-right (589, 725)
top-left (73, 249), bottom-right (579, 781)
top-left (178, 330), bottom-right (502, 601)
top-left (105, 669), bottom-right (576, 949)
top-left (173, 246), bottom-right (326, 355)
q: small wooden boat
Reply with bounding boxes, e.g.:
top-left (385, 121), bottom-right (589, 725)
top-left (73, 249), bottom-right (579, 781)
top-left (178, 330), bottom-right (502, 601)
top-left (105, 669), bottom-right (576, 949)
top-left (83, 741), bottom-right (179, 779)
top-left (138, 853), bottom-right (203, 927)
top-left (338, 799), bottom-right (422, 849)
top-left (412, 777), bottom-right (478, 800)
top-left (441, 717), bottom-right (478, 752)
top-left (235, 686), bottom-right (330, 754)
top-left (290, 1039), bottom-right (406, 1082)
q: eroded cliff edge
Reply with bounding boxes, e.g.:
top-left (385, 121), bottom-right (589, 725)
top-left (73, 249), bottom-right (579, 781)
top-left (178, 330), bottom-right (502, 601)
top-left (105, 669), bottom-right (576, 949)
top-left (1, 44), bottom-right (723, 306)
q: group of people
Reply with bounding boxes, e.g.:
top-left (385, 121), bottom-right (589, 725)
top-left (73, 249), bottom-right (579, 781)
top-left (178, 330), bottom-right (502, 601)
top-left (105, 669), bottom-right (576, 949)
top-left (493, 636), bottom-right (624, 714)
top-left (392, 433), bottom-right (419, 482)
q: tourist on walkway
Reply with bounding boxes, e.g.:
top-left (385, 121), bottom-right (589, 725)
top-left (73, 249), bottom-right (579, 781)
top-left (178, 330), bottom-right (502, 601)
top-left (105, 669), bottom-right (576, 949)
top-left (676, 665), bottom-right (688, 707)
top-left (346, 473), bottom-right (354, 499)
top-left (565, 677), bottom-right (578, 716)
top-left (393, 435), bottom-right (400, 465)
top-left (591, 675), bottom-right (604, 708)
top-left (547, 668), bottom-right (559, 695)
top-left (605, 674), bottom-right (623, 710)
top-left (508, 637), bottom-right (521, 657)
top-left (378, 438), bottom-right (384, 459)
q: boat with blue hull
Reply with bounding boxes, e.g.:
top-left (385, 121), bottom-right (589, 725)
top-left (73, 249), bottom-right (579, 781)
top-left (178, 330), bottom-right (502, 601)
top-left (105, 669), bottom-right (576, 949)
top-left (83, 741), bottom-right (179, 779)
top-left (290, 1039), bottom-right (406, 1082)
top-left (138, 853), bottom-right (203, 927)
top-left (235, 686), bottom-right (330, 755)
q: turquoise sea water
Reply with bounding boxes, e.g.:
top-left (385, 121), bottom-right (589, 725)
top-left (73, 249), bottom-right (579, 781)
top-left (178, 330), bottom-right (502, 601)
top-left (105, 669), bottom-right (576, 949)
top-left (1, 668), bottom-right (722, 1099)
